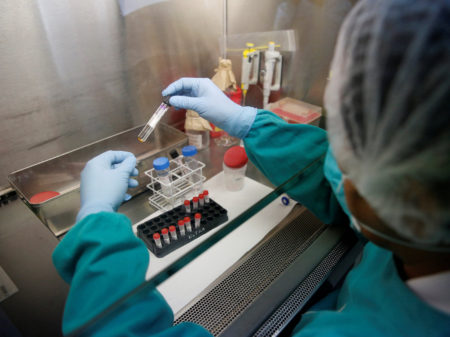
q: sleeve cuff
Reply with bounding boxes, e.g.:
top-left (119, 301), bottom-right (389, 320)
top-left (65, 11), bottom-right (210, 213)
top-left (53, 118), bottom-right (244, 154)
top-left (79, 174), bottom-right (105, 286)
top-left (231, 106), bottom-right (258, 139)
top-left (76, 202), bottom-right (114, 223)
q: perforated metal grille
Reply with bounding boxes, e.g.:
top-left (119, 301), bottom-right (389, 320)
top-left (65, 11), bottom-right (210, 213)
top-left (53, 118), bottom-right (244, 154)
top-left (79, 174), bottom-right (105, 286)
top-left (174, 206), bottom-right (325, 336)
top-left (253, 240), bottom-right (349, 337)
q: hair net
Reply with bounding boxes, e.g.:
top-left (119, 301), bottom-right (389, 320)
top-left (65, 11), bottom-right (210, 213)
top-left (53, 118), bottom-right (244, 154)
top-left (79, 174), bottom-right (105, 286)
top-left (325, 0), bottom-right (450, 245)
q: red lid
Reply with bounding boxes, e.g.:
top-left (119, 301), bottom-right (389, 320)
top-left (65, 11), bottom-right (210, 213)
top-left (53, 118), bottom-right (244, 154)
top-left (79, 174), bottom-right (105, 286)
top-left (178, 220), bottom-right (184, 226)
top-left (153, 233), bottom-right (160, 239)
top-left (193, 197), bottom-right (199, 202)
top-left (199, 194), bottom-right (204, 199)
top-left (203, 190), bottom-right (209, 195)
top-left (226, 87), bottom-right (242, 105)
top-left (184, 200), bottom-right (190, 205)
top-left (195, 213), bottom-right (201, 219)
top-left (169, 225), bottom-right (176, 232)
top-left (224, 146), bottom-right (248, 168)
top-left (184, 216), bottom-right (190, 222)
top-left (29, 191), bottom-right (60, 204)
top-left (161, 228), bottom-right (168, 234)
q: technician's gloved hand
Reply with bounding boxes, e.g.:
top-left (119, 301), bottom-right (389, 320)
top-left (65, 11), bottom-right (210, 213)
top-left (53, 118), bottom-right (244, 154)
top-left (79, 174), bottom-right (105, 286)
top-left (163, 78), bottom-right (257, 139)
top-left (76, 151), bottom-right (139, 222)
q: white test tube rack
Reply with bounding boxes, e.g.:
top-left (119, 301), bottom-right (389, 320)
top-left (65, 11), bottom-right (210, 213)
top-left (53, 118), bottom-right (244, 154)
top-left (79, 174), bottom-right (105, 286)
top-left (145, 157), bottom-right (206, 211)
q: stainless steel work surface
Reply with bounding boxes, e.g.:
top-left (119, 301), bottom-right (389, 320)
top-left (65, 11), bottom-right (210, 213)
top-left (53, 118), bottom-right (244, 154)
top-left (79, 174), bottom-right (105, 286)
top-left (9, 123), bottom-right (186, 202)
top-left (8, 123), bottom-right (188, 236)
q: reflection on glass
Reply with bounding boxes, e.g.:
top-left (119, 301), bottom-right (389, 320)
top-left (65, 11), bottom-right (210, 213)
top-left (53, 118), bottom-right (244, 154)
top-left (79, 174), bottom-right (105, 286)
top-left (67, 156), bottom-right (324, 337)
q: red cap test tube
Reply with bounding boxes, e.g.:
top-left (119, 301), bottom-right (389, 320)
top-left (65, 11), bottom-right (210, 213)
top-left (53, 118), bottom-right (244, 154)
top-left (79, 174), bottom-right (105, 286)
top-left (199, 194), bottom-right (204, 207)
top-left (192, 197), bottom-right (199, 211)
top-left (153, 232), bottom-right (162, 248)
top-left (178, 219), bottom-right (185, 237)
top-left (203, 190), bottom-right (210, 203)
top-left (161, 228), bottom-right (170, 245)
top-left (169, 225), bottom-right (178, 240)
top-left (184, 216), bottom-right (192, 232)
top-left (184, 200), bottom-right (191, 213)
top-left (195, 213), bottom-right (201, 229)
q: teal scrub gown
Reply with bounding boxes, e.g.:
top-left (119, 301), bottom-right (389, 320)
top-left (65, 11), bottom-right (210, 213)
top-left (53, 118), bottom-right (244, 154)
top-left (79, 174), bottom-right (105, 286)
top-left (53, 110), bottom-right (450, 336)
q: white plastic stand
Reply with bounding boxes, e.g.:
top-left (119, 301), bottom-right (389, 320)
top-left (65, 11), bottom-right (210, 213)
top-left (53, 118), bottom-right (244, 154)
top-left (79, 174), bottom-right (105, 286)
top-left (145, 158), bottom-right (206, 211)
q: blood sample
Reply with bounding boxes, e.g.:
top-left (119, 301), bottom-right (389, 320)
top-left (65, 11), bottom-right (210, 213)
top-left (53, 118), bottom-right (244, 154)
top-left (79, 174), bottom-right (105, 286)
top-left (161, 228), bottom-right (170, 245)
top-left (203, 190), bottom-right (210, 203)
top-left (198, 194), bottom-right (204, 207)
top-left (178, 219), bottom-right (185, 237)
top-left (195, 213), bottom-right (201, 229)
top-left (184, 200), bottom-right (191, 213)
top-left (184, 216), bottom-right (192, 232)
top-left (169, 225), bottom-right (178, 240)
top-left (153, 233), bottom-right (162, 248)
top-left (192, 197), bottom-right (199, 211)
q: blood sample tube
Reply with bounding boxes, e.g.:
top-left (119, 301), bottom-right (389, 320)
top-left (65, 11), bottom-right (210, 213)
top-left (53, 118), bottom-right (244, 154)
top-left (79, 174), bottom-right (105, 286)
top-left (203, 190), bottom-right (210, 203)
top-left (198, 194), bottom-right (204, 208)
top-left (192, 197), bottom-right (199, 211)
top-left (184, 216), bottom-right (192, 232)
top-left (178, 219), bottom-right (185, 237)
top-left (184, 200), bottom-right (191, 213)
top-left (169, 225), bottom-right (178, 240)
top-left (153, 233), bottom-right (162, 248)
top-left (161, 228), bottom-right (170, 245)
top-left (195, 213), bottom-right (201, 229)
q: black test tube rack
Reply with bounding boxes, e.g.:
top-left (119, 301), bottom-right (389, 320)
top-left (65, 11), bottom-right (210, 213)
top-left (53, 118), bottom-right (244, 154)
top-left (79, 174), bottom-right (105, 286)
top-left (137, 198), bottom-right (228, 258)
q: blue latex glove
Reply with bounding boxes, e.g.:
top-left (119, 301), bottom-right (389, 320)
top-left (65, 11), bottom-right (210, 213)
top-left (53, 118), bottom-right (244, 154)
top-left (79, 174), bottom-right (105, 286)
top-left (162, 78), bottom-right (257, 139)
top-left (77, 151), bottom-right (139, 222)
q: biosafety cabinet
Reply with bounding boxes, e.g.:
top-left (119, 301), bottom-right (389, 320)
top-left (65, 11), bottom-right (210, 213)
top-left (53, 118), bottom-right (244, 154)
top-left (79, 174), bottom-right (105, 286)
top-left (0, 1), bottom-right (359, 336)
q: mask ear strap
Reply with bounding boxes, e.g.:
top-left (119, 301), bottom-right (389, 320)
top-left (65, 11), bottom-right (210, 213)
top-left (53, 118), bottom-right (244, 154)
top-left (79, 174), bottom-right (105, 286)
top-left (337, 174), bottom-right (346, 193)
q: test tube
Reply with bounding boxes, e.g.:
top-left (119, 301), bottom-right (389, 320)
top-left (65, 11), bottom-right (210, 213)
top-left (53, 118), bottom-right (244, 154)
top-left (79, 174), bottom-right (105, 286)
top-left (169, 225), bottom-right (178, 240)
top-left (153, 233), bottom-right (163, 248)
top-left (195, 213), bottom-right (201, 229)
top-left (184, 200), bottom-right (191, 213)
top-left (203, 190), bottom-right (210, 203)
top-left (138, 96), bottom-right (171, 142)
top-left (193, 197), bottom-right (199, 211)
top-left (178, 219), bottom-right (185, 237)
top-left (161, 228), bottom-right (170, 245)
top-left (184, 216), bottom-right (192, 232)
top-left (199, 194), bottom-right (204, 208)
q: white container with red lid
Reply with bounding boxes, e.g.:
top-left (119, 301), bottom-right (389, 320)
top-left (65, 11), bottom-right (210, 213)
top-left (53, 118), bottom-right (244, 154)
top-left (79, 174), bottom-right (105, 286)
top-left (223, 146), bottom-right (248, 191)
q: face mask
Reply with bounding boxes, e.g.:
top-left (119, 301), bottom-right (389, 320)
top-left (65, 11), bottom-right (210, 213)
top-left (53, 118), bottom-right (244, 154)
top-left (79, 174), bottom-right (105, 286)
top-left (323, 149), bottom-right (351, 216)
